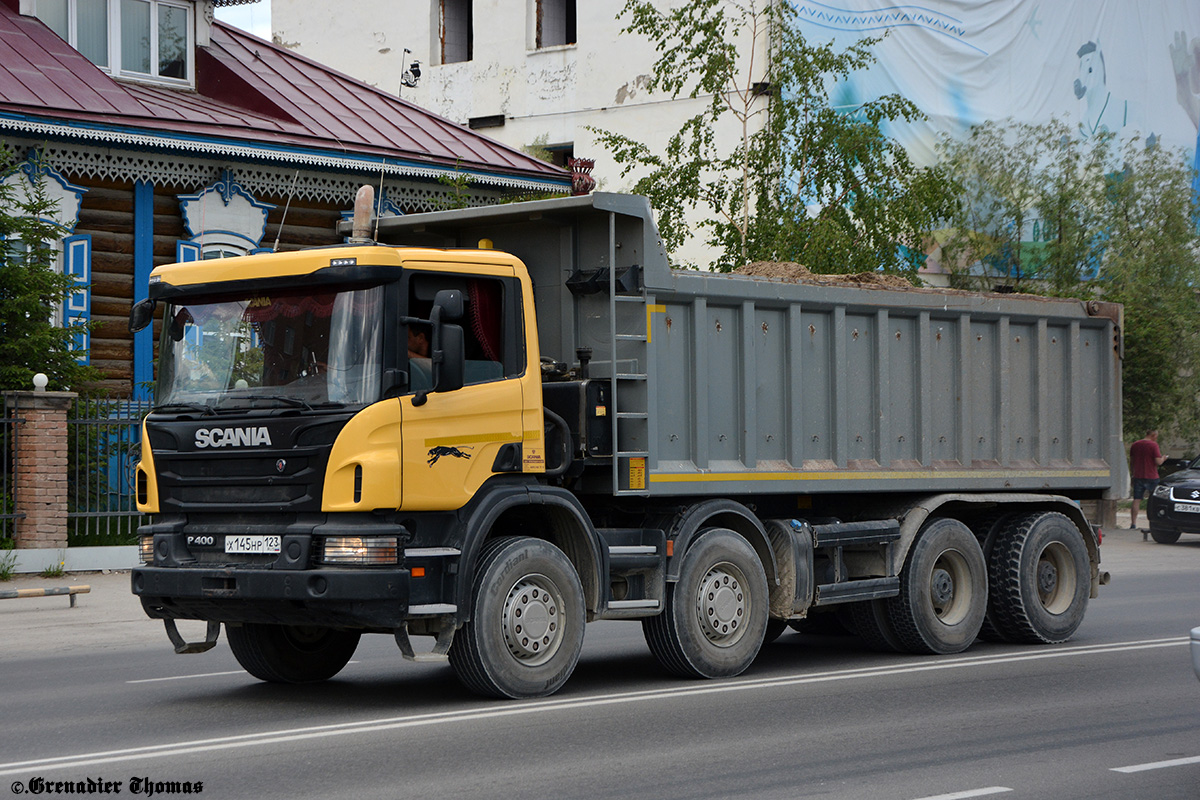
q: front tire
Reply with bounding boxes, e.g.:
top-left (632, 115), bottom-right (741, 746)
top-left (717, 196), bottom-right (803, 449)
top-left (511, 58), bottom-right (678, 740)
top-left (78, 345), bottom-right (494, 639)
top-left (450, 537), bottom-right (586, 699)
top-left (1149, 525), bottom-right (1181, 544)
top-left (226, 623), bottom-right (360, 683)
top-left (887, 518), bottom-right (987, 655)
top-left (642, 528), bottom-right (769, 679)
top-left (987, 512), bottom-right (1090, 644)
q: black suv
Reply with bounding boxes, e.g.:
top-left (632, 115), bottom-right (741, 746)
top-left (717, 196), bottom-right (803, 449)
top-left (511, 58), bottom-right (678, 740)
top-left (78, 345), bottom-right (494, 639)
top-left (1147, 457), bottom-right (1200, 543)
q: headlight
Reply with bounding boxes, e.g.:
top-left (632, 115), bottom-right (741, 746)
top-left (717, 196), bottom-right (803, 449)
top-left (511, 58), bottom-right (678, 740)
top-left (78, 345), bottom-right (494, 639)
top-left (318, 536), bottom-right (399, 565)
top-left (138, 535), bottom-right (155, 564)
top-left (1153, 484), bottom-right (1172, 499)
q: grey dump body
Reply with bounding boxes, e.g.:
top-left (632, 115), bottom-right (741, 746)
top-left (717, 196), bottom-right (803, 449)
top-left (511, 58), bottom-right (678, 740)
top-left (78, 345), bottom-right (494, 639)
top-left (369, 192), bottom-right (1123, 502)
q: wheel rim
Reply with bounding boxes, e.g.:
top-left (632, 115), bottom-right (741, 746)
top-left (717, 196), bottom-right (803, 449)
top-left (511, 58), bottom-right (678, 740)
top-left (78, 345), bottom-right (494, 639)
top-left (928, 549), bottom-right (973, 625)
top-left (502, 573), bottom-right (564, 667)
top-left (1036, 541), bottom-right (1076, 615)
top-left (695, 561), bottom-right (750, 647)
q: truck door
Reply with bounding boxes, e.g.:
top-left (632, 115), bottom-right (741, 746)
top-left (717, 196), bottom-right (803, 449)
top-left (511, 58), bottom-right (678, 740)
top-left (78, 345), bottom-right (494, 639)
top-left (399, 264), bottom-right (531, 511)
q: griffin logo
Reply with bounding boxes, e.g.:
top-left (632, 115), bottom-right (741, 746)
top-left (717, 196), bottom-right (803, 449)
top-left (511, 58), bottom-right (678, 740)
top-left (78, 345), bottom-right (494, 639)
top-left (428, 445), bottom-right (472, 466)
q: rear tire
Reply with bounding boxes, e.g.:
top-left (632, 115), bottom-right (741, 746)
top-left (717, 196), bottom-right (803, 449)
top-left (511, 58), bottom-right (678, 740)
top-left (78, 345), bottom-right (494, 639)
top-left (987, 512), bottom-right (1090, 644)
top-left (887, 518), bottom-right (987, 655)
top-left (1149, 526), bottom-right (1181, 544)
top-left (450, 537), bottom-right (585, 699)
top-left (969, 513), bottom-right (1013, 643)
top-left (226, 623), bottom-right (360, 683)
top-left (849, 600), bottom-right (902, 653)
top-left (643, 528), bottom-right (769, 679)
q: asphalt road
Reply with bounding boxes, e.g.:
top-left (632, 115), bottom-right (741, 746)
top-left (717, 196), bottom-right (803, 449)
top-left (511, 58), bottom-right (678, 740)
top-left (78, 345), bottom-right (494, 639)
top-left (1, 525), bottom-right (1197, 800)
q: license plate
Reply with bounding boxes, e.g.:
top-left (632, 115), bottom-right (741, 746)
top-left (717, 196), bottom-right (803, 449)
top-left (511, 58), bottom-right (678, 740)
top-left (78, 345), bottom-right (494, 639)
top-left (1173, 503), bottom-right (1200, 514)
top-left (225, 535), bottom-right (281, 554)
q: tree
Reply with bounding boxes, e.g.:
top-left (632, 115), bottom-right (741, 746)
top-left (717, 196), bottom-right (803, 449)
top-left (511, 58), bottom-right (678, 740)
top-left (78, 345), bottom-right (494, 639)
top-left (0, 160), bottom-right (98, 391)
top-left (591, 0), bottom-right (958, 275)
top-left (938, 122), bottom-right (1200, 442)
top-left (936, 119), bottom-right (1112, 293)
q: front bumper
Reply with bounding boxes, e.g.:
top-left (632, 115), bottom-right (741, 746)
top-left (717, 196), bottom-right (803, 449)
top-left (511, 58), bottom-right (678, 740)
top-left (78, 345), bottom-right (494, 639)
top-left (132, 566), bottom-right (409, 629)
top-left (1147, 496), bottom-right (1200, 536)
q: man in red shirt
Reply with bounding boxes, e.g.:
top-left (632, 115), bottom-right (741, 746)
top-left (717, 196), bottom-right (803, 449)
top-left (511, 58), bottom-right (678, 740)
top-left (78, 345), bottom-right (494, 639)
top-left (1130, 430), bottom-right (1167, 535)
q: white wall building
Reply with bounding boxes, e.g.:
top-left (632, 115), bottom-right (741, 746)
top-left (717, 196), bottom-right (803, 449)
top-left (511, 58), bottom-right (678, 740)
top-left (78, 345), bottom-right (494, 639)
top-left (271, 0), bottom-right (769, 269)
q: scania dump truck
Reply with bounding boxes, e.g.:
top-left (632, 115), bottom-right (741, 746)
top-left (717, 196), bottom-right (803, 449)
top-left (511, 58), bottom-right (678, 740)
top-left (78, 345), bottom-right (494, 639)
top-left (130, 191), bottom-right (1117, 699)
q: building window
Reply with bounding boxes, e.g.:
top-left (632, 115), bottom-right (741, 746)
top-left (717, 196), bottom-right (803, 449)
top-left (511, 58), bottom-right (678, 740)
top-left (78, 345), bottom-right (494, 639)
top-left (36, 0), bottom-right (110, 67)
top-left (545, 142), bottom-right (574, 168)
top-left (35, 0), bottom-right (191, 84)
top-left (536, 0), bottom-right (575, 48)
top-left (120, 0), bottom-right (190, 80)
top-left (0, 160), bottom-right (91, 360)
top-left (441, 0), bottom-right (472, 64)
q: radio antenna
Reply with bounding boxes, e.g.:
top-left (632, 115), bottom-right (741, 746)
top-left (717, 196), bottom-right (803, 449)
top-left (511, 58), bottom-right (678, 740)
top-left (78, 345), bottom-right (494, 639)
top-left (373, 161), bottom-right (386, 241)
top-left (273, 169), bottom-right (300, 252)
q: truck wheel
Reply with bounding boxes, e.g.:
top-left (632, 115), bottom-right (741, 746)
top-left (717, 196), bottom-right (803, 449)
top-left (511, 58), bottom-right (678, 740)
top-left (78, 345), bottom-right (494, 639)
top-left (887, 518), bottom-right (987, 655)
top-left (987, 512), bottom-right (1089, 644)
top-left (226, 623), bottom-right (360, 683)
top-left (642, 528), bottom-right (768, 679)
top-left (1149, 526), bottom-right (1181, 544)
top-left (449, 537), bottom-right (585, 699)
top-left (849, 600), bottom-right (902, 652)
top-left (969, 513), bottom-right (1011, 643)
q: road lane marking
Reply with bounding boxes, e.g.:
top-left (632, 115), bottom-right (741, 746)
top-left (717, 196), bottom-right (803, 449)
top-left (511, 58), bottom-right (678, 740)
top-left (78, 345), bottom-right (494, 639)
top-left (126, 670), bottom-right (246, 684)
top-left (912, 788), bottom-right (1012, 800)
top-left (1111, 755), bottom-right (1200, 773)
top-left (0, 636), bottom-right (1187, 777)
top-left (126, 661), bottom-right (361, 684)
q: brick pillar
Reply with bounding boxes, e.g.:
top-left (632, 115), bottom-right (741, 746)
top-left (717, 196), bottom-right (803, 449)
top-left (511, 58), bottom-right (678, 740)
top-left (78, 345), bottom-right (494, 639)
top-left (11, 391), bottom-right (77, 550)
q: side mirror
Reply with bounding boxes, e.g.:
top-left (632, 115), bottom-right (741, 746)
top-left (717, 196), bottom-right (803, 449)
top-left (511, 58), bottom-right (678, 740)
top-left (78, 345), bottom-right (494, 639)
top-left (435, 324), bottom-right (465, 393)
top-left (168, 308), bottom-right (193, 342)
top-left (433, 289), bottom-right (464, 322)
top-left (129, 298), bottom-right (156, 333)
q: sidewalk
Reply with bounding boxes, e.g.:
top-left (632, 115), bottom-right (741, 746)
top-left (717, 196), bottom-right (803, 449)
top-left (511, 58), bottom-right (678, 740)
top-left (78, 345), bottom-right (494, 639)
top-left (0, 570), bottom-right (175, 659)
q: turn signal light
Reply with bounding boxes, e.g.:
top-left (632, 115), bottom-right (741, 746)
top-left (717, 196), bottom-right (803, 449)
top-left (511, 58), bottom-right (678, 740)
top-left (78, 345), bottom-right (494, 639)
top-left (139, 535), bottom-right (154, 564)
top-left (319, 536), bottom-right (399, 565)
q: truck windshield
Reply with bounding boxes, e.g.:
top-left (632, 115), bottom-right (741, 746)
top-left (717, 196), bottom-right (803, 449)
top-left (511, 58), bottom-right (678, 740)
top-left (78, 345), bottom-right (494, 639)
top-left (156, 285), bottom-right (384, 409)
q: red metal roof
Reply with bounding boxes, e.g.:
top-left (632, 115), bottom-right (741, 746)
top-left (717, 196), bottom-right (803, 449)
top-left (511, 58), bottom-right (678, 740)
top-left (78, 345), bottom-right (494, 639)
top-left (0, 2), bottom-right (566, 185)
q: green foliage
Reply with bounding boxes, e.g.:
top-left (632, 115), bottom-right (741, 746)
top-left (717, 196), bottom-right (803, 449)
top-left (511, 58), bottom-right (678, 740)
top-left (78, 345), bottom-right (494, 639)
top-left (0, 158), bottom-right (100, 391)
top-left (938, 121), bottom-right (1200, 441)
top-left (435, 160), bottom-right (473, 210)
top-left (39, 558), bottom-right (65, 579)
top-left (522, 134), bottom-right (555, 164)
top-left (0, 538), bottom-right (15, 582)
top-left (591, 0), bottom-right (958, 275)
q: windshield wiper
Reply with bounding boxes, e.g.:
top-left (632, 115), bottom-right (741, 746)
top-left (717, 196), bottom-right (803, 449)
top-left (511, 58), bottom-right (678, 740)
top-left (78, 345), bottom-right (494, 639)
top-left (221, 394), bottom-right (315, 411)
top-left (153, 402), bottom-right (218, 416)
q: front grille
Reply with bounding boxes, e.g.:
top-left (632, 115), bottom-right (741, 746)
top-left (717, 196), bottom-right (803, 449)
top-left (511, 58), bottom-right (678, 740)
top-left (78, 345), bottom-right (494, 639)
top-left (171, 484), bottom-right (310, 505)
top-left (146, 411), bottom-right (353, 514)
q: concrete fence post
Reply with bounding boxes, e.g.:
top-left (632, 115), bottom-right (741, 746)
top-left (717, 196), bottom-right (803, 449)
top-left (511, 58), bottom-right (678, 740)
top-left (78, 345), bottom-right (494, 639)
top-left (10, 390), bottom-right (77, 550)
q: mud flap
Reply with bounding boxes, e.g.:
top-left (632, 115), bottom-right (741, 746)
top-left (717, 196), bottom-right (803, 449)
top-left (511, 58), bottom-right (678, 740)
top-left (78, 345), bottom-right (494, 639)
top-left (164, 619), bottom-right (221, 654)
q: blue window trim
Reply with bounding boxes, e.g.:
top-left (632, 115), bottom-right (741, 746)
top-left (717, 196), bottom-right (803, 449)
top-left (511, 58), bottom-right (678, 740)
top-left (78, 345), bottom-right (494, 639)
top-left (133, 180), bottom-right (154, 399)
top-left (63, 233), bottom-right (92, 363)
